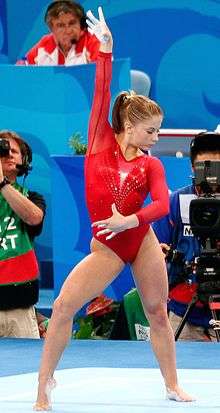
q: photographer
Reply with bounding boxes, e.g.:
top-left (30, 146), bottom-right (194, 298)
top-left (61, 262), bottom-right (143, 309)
top-left (0, 130), bottom-right (46, 338)
top-left (153, 132), bottom-right (220, 341)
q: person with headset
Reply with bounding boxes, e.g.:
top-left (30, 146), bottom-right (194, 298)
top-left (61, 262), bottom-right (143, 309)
top-left (153, 132), bottom-right (220, 341)
top-left (16, 0), bottom-right (100, 66)
top-left (0, 130), bottom-right (46, 338)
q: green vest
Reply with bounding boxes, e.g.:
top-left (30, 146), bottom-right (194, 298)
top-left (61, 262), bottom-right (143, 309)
top-left (0, 182), bottom-right (39, 286)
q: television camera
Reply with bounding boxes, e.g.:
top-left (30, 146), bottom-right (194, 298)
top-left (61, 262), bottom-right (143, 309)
top-left (174, 160), bottom-right (220, 340)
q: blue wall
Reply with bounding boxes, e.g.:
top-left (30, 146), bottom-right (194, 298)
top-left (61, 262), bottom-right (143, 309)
top-left (2, 0), bottom-right (220, 129)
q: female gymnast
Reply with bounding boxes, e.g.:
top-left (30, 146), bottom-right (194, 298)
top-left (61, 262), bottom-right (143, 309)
top-left (34, 7), bottom-right (194, 410)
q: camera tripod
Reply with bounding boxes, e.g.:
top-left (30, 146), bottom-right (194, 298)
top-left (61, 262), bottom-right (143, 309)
top-left (174, 293), bottom-right (220, 342)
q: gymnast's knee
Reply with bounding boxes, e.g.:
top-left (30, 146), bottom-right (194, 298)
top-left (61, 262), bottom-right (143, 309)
top-left (52, 296), bottom-right (76, 321)
top-left (146, 303), bottom-right (168, 328)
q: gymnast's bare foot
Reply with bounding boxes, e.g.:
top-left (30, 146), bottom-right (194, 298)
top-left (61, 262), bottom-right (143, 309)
top-left (33, 377), bottom-right (56, 411)
top-left (166, 385), bottom-right (196, 402)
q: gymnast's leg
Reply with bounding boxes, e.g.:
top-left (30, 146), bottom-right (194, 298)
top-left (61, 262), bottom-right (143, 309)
top-left (34, 239), bottom-right (124, 410)
top-left (131, 227), bottom-right (195, 402)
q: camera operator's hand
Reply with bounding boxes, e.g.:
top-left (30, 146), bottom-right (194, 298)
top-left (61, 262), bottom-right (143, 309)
top-left (160, 243), bottom-right (170, 257)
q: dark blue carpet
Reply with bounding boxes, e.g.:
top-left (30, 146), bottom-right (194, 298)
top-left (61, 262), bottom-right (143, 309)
top-left (1, 339), bottom-right (219, 377)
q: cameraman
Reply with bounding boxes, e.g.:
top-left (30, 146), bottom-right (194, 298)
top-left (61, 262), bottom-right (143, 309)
top-left (153, 132), bottom-right (220, 341)
top-left (0, 130), bottom-right (46, 338)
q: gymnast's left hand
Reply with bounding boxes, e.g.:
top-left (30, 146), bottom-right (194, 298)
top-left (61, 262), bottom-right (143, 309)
top-left (92, 203), bottom-right (139, 240)
top-left (86, 6), bottom-right (112, 46)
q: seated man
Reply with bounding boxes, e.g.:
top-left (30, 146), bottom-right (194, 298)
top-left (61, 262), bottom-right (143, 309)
top-left (153, 132), bottom-right (220, 341)
top-left (17, 0), bottom-right (100, 66)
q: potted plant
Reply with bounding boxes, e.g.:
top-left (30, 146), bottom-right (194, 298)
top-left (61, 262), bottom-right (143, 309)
top-left (69, 132), bottom-right (87, 155)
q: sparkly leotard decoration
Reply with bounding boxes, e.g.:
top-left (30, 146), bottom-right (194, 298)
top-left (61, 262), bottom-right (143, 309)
top-left (85, 52), bottom-right (169, 263)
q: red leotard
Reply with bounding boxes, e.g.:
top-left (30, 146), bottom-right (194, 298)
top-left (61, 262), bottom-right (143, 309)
top-left (85, 52), bottom-right (169, 263)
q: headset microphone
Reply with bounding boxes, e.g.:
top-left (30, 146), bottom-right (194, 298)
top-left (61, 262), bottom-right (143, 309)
top-left (16, 163), bottom-right (32, 177)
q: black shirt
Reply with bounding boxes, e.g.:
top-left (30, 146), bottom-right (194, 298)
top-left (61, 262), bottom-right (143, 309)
top-left (0, 190), bottom-right (46, 310)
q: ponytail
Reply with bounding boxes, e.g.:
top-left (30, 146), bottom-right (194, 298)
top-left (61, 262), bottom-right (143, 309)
top-left (112, 91), bottom-right (136, 133)
top-left (112, 90), bottom-right (163, 134)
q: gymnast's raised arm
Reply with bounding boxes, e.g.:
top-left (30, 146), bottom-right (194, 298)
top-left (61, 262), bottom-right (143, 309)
top-left (86, 7), bottom-right (114, 155)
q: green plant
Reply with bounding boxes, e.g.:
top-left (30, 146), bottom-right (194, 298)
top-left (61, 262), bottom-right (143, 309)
top-left (73, 316), bottom-right (94, 339)
top-left (72, 302), bottom-right (120, 340)
top-left (69, 132), bottom-right (87, 155)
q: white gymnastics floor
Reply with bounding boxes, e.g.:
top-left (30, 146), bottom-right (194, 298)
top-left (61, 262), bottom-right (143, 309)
top-left (0, 339), bottom-right (220, 412)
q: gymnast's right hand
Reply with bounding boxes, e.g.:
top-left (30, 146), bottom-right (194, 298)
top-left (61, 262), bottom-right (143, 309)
top-left (92, 203), bottom-right (139, 240)
top-left (86, 6), bottom-right (112, 51)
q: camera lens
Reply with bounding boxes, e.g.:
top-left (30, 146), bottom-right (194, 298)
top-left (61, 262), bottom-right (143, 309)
top-left (0, 138), bottom-right (10, 157)
top-left (196, 206), bottom-right (218, 227)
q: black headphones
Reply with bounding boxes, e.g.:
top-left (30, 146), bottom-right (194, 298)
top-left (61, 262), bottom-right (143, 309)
top-left (17, 140), bottom-right (33, 177)
top-left (45, 0), bottom-right (87, 29)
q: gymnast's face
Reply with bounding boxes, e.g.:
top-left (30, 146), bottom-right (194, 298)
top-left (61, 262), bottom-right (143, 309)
top-left (128, 115), bottom-right (163, 151)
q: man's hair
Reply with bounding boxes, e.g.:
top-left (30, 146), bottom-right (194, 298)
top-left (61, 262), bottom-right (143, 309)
top-left (45, 0), bottom-right (87, 29)
top-left (190, 132), bottom-right (220, 165)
